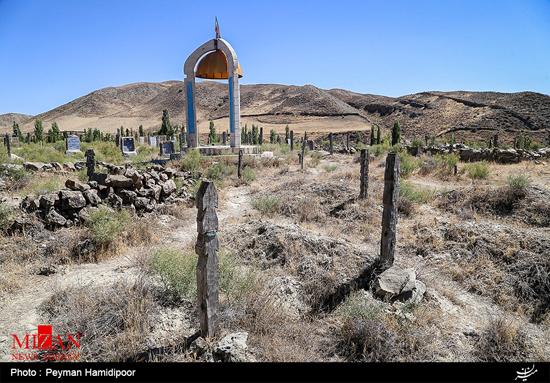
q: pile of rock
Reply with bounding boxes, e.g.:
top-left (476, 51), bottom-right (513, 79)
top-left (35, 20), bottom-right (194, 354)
top-left (20, 162), bottom-right (198, 228)
top-left (23, 161), bottom-right (84, 173)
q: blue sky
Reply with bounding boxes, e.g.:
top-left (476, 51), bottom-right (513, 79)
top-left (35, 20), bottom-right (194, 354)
top-left (0, 0), bottom-right (549, 116)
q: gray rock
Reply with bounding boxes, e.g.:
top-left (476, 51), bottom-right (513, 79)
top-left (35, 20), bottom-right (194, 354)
top-left (105, 175), bottom-right (133, 188)
top-left (45, 208), bottom-right (67, 226)
top-left (161, 179), bottom-right (176, 195)
top-left (39, 193), bottom-right (60, 209)
top-left (21, 194), bottom-right (40, 212)
top-left (65, 179), bottom-right (91, 192)
top-left (375, 266), bottom-right (414, 298)
top-left (23, 162), bottom-right (44, 172)
top-left (214, 333), bottom-right (250, 362)
top-left (83, 189), bottom-right (101, 205)
top-left (63, 162), bottom-right (76, 172)
top-left (59, 190), bottom-right (87, 210)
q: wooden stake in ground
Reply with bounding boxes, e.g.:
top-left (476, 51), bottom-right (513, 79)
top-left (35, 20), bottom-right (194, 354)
top-left (85, 149), bottom-right (95, 181)
top-left (238, 149), bottom-right (243, 179)
top-left (301, 140), bottom-right (306, 169)
top-left (290, 130), bottom-right (294, 151)
top-left (380, 153), bottom-right (400, 270)
top-left (329, 132), bottom-right (333, 155)
top-left (359, 149), bottom-right (369, 199)
top-left (195, 181), bottom-right (220, 338)
top-left (4, 134), bottom-right (11, 158)
top-left (222, 131), bottom-right (227, 145)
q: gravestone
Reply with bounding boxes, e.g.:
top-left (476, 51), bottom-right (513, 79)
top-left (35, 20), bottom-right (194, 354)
top-left (139, 136), bottom-right (145, 144)
top-left (149, 136), bottom-right (157, 147)
top-left (121, 137), bottom-right (137, 156)
top-left (10, 135), bottom-right (20, 147)
top-left (160, 141), bottom-right (175, 156)
top-left (66, 135), bottom-right (81, 155)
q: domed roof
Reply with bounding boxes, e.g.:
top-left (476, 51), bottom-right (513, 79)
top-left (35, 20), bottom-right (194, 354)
top-left (195, 49), bottom-right (243, 79)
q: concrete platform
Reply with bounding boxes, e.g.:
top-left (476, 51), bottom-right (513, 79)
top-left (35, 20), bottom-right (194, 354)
top-left (182, 145), bottom-right (259, 156)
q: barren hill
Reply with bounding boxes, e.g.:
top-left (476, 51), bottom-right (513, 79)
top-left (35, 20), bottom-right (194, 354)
top-left (3, 81), bottom-right (549, 145)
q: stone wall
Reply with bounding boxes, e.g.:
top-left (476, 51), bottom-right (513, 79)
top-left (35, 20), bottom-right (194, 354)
top-left (20, 162), bottom-right (197, 228)
top-left (407, 143), bottom-right (550, 164)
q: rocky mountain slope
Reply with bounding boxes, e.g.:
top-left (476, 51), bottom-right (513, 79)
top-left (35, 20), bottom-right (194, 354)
top-left (2, 81), bottom-right (549, 145)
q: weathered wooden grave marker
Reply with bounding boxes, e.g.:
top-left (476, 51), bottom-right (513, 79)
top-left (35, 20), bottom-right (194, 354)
top-left (238, 149), bottom-right (243, 179)
top-left (359, 148), bottom-right (369, 199)
top-left (85, 149), bottom-right (95, 181)
top-left (195, 181), bottom-right (220, 338)
top-left (380, 153), bottom-right (400, 270)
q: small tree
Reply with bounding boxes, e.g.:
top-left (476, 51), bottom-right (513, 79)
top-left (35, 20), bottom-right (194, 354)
top-left (139, 125), bottom-right (145, 137)
top-left (355, 131), bottom-right (361, 145)
top-left (376, 126), bottom-right (381, 145)
top-left (370, 125), bottom-right (375, 145)
top-left (285, 125), bottom-right (290, 141)
top-left (270, 129), bottom-right (276, 144)
top-left (208, 120), bottom-right (216, 144)
top-left (12, 121), bottom-right (23, 142)
top-left (391, 120), bottom-right (401, 146)
top-left (159, 109), bottom-right (172, 136)
top-left (34, 119), bottom-right (43, 143)
top-left (252, 124), bottom-right (259, 145)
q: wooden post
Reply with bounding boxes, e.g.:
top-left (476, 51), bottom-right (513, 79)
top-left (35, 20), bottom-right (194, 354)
top-left (5, 134), bottom-right (11, 158)
top-left (493, 134), bottom-right (498, 149)
top-left (26, 132), bottom-right (30, 145)
top-left (329, 132), bottom-right (333, 155)
top-left (85, 149), bottom-right (95, 181)
top-left (454, 164), bottom-right (458, 175)
top-left (222, 131), bottom-right (227, 145)
top-left (380, 153), bottom-right (400, 270)
top-left (301, 139), bottom-right (306, 169)
top-left (179, 133), bottom-right (183, 153)
top-left (424, 135), bottom-right (429, 147)
top-left (116, 129), bottom-right (121, 148)
top-left (290, 131), bottom-right (294, 151)
top-left (346, 131), bottom-right (350, 151)
top-left (238, 149), bottom-right (243, 179)
top-left (359, 149), bottom-right (369, 199)
top-left (195, 181), bottom-right (220, 338)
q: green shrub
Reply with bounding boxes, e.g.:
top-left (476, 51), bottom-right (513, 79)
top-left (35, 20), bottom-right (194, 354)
top-left (151, 247), bottom-right (257, 302)
top-left (310, 151), bottom-right (322, 167)
top-left (252, 195), bottom-right (282, 215)
top-left (0, 203), bottom-right (13, 231)
top-left (334, 291), bottom-right (386, 321)
top-left (464, 161), bottom-right (491, 180)
top-left (323, 164), bottom-right (338, 172)
top-left (86, 205), bottom-right (131, 245)
top-left (207, 162), bottom-right (236, 180)
top-left (398, 151), bottom-right (421, 177)
top-left (399, 180), bottom-right (435, 204)
top-left (182, 149), bottom-right (201, 172)
top-left (507, 173), bottom-right (531, 194)
top-left (434, 153), bottom-right (459, 172)
top-left (371, 142), bottom-right (391, 157)
top-left (152, 248), bottom-right (197, 300)
top-left (410, 138), bottom-right (425, 148)
top-left (242, 167), bottom-right (257, 183)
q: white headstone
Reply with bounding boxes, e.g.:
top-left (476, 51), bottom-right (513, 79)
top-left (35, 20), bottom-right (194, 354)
top-left (66, 135), bottom-right (81, 154)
